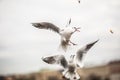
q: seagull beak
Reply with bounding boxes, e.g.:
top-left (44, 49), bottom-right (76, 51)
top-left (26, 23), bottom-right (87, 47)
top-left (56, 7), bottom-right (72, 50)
top-left (74, 27), bottom-right (80, 32)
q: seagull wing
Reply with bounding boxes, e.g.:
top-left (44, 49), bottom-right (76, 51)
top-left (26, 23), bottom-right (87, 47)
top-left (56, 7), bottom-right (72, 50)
top-left (32, 22), bottom-right (60, 33)
top-left (76, 39), bottom-right (99, 62)
top-left (66, 18), bottom-right (71, 27)
top-left (42, 55), bottom-right (68, 68)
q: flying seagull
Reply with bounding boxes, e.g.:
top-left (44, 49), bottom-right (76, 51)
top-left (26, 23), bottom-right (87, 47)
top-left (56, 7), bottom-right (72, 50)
top-left (42, 40), bottom-right (99, 80)
top-left (32, 20), bottom-right (80, 51)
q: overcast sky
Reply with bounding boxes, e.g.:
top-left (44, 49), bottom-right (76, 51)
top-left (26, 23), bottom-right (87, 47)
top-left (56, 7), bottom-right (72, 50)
top-left (0, 0), bottom-right (120, 75)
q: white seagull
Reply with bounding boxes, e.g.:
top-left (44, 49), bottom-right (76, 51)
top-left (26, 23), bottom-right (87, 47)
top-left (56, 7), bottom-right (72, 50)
top-left (32, 19), bottom-right (80, 51)
top-left (42, 40), bottom-right (99, 80)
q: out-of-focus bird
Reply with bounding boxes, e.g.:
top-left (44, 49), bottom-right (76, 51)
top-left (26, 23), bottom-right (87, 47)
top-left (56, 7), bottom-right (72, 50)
top-left (42, 40), bottom-right (99, 80)
top-left (109, 29), bottom-right (114, 34)
top-left (31, 19), bottom-right (80, 51)
top-left (78, 0), bottom-right (80, 3)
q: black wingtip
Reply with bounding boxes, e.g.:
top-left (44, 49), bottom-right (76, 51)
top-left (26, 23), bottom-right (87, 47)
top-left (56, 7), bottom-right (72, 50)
top-left (94, 39), bottom-right (99, 43)
top-left (41, 57), bottom-right (45, 62)
top-left (31, 23), bottom-right (37, 27)
top-left (86, 39), bottom-right (99, 50)
top-left (31, 23), bottom-right (42, 29)
top-left (31, 23), bottom-right (35, 26)
top-left (69, 18), bottom-right (71, 25)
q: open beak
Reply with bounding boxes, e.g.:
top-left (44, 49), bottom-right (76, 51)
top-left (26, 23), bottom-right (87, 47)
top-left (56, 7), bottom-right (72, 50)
top-left (74, 27), bottom-right (80, 32)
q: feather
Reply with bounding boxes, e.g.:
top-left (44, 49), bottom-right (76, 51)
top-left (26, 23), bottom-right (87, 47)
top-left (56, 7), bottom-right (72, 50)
top-left (60, 39), bottom-right (69, 52)
top-left (32, 22), bottom-right (60, 33)
top-left (66, 18), bottom-right (71, 27)
top-left (42, 55), bottom-right (68, 68)
top-left (76, 39), bottom-right (99, 62)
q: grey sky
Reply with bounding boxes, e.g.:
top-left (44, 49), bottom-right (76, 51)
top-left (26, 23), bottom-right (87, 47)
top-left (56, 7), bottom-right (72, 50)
top-left (0, 0), bottom-right (120, 75)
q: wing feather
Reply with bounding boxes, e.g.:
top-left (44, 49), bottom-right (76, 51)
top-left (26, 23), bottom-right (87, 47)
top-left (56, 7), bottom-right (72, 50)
top-left (42, 55), bottom-right (68, 68)
top-left (76, 39), bottom-right (99, 61)
top-left (66, 18), bottom-right (71, 27)
top-left (32, 22), bottom-right (60, 33)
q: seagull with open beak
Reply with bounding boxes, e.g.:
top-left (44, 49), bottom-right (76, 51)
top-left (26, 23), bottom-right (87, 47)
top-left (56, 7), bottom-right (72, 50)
top-left (32, 19), bottom-right (80, 51)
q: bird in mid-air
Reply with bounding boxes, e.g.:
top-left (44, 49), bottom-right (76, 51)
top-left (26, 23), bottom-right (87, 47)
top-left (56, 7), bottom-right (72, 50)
top-left (42, 40), bottom-right (99, 80)
top-left (32, 19), bottom-right (80, 52)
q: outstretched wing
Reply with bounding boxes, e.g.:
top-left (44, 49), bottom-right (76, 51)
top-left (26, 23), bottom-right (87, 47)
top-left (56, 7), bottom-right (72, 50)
top-left (78, 0), bottom-right (80, 3)
top-left (32, 22), bottom-right (60, 33)
top-left (42, 55), bottom-right (68, 68)
top-left (76, 39), bottom-right (99, 61)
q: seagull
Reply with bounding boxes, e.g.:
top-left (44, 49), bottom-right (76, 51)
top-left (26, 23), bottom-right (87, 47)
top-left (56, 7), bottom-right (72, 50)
top-left (32, 20), bottom-right (80, 51)
top-left (42, 40), bottom-right (99, 80)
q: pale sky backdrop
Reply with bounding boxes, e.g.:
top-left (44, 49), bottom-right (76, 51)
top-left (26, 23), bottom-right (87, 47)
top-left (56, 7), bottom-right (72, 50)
top-left (0, 0), bottom-right (120, 75)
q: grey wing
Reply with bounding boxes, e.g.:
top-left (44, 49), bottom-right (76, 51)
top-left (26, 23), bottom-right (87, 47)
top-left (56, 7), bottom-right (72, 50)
top-left (66, 18), bottom-right (71, 27)
top-left (32, 22), bottom-right (60, 33)
top-left (42, 55), bottom-right (68, 68)
top-left (76, 39), bottom-right (99, 61)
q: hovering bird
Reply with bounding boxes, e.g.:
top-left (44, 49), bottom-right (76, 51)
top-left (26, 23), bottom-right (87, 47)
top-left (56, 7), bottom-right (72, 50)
top-left (32, 20), bottom-right (80, 51)
top-left (42, 40), bottom-right (99, 80)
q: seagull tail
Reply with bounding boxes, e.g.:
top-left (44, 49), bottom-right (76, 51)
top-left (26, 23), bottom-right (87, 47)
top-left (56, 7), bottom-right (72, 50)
top-left (60, 39), bottom-right (69, 52)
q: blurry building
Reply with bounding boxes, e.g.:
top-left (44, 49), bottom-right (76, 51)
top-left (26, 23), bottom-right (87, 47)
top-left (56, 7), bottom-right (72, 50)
top-left (1, 60), bottom-right (120, 80)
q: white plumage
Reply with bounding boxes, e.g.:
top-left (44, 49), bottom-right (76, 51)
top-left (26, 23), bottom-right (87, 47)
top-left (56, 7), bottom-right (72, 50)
top-left (32, 19), bottom-right (80, 52)
top-left (42, 40), bottom-right (99, 80)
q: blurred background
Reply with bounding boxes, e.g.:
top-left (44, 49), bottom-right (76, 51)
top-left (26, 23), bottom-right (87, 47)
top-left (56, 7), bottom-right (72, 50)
top-left (0, 0), bottom-right (120, 80)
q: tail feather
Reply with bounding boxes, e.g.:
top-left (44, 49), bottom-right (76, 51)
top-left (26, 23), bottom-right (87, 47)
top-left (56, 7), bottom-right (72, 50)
top-left (60, 39), bottom-right (69, 52)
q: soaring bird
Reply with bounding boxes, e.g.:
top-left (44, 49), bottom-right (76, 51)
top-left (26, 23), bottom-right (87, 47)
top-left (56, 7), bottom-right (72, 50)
top-left (32, 20), bottom-right (80, 51)
top-left (42, 40), bottom-right (99, 80)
